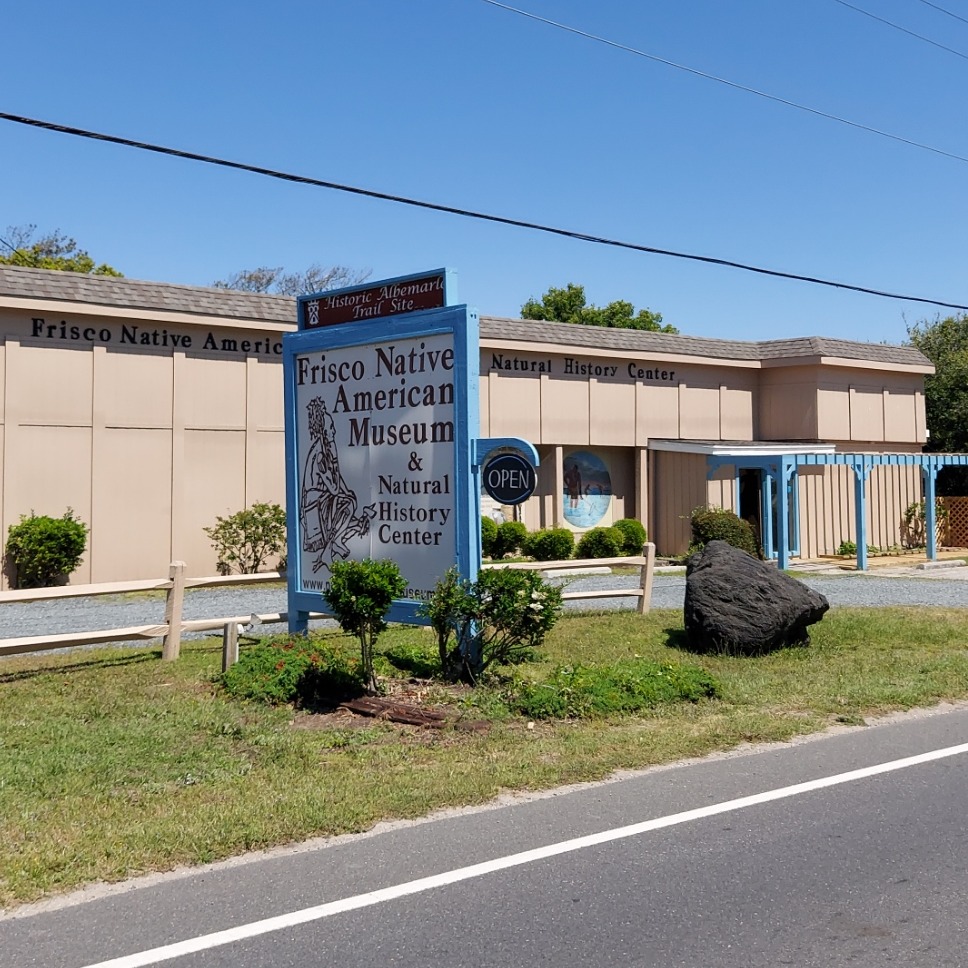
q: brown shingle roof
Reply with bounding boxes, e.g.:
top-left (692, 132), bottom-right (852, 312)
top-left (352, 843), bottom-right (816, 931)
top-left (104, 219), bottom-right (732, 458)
top-left (0, 265), bottom-right (931, 366)
top-left (0, 265), bottom-right (296, 323)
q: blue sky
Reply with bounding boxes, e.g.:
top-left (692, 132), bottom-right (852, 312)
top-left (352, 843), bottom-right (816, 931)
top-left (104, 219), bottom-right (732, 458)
top-left (3, 0), bottom-right (966, 344)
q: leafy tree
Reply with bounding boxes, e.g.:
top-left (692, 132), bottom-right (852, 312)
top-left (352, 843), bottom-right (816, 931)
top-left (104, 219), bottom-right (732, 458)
top-left (521, 283), bottom-right (677, 333)
top-left (213, 264), bottom-right (369, 296)
top-left (0, 225), bottom-right (122, 276)
top-left (908, 314), bottom-right (968, 453)
top-left (908, 313), bottom-right (968, 493)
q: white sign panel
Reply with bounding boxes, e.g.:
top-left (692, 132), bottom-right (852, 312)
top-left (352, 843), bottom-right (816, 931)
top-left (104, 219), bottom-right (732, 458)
top-left (293, 332), bottom-right (456, 601)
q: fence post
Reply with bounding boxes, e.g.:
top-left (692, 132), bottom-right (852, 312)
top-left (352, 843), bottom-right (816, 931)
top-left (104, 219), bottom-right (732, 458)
top-left (222, 621), bottom-right (239, 672)
top-left (162, 561), bottom-right (187, 661)
top-left (637, 542), bottom-right (656, 615)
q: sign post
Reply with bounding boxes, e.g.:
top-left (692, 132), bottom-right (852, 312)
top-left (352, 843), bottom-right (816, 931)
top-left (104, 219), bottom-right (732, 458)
top-left (283, 270), bottom-right (480, 632)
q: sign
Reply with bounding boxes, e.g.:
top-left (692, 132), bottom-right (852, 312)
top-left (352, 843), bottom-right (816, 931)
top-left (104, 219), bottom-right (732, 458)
top-left (284, 271), bottom-right (478, 631)
top-left (482, 452), bottom-right (536, 506)
top-left (300, 270), bottom-right (450, 329)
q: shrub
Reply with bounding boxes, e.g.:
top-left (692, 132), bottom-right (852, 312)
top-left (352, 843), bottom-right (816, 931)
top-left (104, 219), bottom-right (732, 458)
top-left (690, 506), bottom-right (761, 559)
top-left (492, 520), bottom-right (528, 559)
top-left (575, 526), bottom-right (622, 559)
top-left (481, 515), bottom-right (499, 558)
top-left (524, 528), bottom-right (575, 561)
top-left (420, 566), bottom-right (563, 681)
top-left (420, 566), bottom-right (468, 673)
top-left (325, 558), bottom-right (407, 693)
top-left (613, 518), bottom-right (647, 555)
top-left (901, 499), bottom-right (949, 548)
top-left (220, 637), bottom-right (364, 706)
top-left (203, 502), bottom-right (286, 575)
top-left (5, 509), bottom-right (88, 589)
top-left (508, 660), bottom-right (720, 719)
top-left (836, 539), bottom-right (876, 557)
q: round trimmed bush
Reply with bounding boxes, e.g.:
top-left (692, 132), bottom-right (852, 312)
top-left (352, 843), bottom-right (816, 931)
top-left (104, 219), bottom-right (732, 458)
top-left (481, 516), bottom-right (498, 558)
top-left (613, 518), bottom-right (647, 555)
top-left (492, 520), bottom-right (528, 559)
top-left (5, 509), bottom-right (88, 588)
top-left (524, 528), bottom-right (575, 561)
top-left (575, 526), bottom-right (622, 559)
top-left (690, 506), bottom-right (761, 558)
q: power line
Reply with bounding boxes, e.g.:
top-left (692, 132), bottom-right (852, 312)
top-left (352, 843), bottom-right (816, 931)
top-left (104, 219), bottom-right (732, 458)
top-left (478, 0), bottom-right (968, 165)
top-left (0, 235), bottom-right (29, 265)
top-left (832, 0), bottom-right (968, 60)
top-left (916, 0), bottom-right (968, 28)
top-left (1, 110), bottom-right (967, 312)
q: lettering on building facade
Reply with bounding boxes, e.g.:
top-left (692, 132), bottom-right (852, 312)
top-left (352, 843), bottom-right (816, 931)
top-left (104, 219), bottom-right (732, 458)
top-left (29, 317), bottom-right (284, 358)
top-left (488, 351), bottom-right (676, 384)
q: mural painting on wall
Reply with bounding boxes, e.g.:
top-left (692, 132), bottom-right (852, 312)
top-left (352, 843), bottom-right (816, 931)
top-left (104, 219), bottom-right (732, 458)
top-left (562, 450), bottom-right (612, 528)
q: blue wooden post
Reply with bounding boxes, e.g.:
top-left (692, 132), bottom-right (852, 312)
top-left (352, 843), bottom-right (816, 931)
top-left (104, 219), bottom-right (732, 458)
top-left (924, 460), bottom-right (939, 561)
top-left (762, 468), bottom-right (775, 560)
top-left (776, 457), bottom-right (796, 571)
top-left (852, 459), bottom-right (870, 571)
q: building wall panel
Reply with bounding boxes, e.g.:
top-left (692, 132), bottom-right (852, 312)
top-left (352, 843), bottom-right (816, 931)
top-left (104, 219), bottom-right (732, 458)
top-left (15, 344), bottom-right (93, 426)
top-left (176, 430), bottom-right (247, 576)
top-left (101, 348), bottom-right (173, 428)
top-left (91, 428), bottom-right (172, 581)
top-left (181, 355), bottom-right (247, 431)
top-left (635, 383), bottom-right (678, 443)
top-left (540, 376), bottom-right (588, 444)
top-left (3, 425), bottom-right (94, 583)
top-left (849, 387), bottom-right (885, 442)
top-left (883, 390), bottom-right (918, 444)
top-left (652, 451), bottom-right (708, 555)
top-left (487, 372), bottom-right (542, 441)
top-left (720, 386), bottom-right (754, 440)
top-left (589, 378), bottom-right (635, 445)
top-left (678, 384), bottom-right (721, 440)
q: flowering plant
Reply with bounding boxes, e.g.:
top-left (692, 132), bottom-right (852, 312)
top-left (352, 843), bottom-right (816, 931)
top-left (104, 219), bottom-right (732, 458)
top-left (421, 567), bottom-right (563, 681)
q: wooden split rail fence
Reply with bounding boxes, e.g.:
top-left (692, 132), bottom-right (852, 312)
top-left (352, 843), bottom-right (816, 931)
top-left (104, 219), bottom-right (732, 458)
top-left (0, 544), bottom-right (657, 664)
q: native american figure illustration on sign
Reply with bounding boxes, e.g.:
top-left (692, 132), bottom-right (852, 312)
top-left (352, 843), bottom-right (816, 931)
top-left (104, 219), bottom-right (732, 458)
top-left (300, 396), bottom-right (375, 572)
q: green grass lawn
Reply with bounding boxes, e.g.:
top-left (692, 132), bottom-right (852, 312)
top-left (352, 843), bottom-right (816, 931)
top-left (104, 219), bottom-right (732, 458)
top-left (2, 606), bottom-right (968, 909)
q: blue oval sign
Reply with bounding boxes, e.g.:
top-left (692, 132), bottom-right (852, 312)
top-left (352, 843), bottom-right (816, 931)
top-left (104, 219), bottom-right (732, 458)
top-left (483, 453), bottom-right (537, 506)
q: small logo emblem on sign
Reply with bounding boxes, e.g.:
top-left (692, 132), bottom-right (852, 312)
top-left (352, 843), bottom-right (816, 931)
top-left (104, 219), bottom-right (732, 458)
top-left (483, 453), bottom-right (537, 506)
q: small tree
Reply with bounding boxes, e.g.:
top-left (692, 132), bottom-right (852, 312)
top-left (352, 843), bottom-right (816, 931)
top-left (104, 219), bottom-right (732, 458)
top-left (5, 509), bottom-right (88, 588)
top-left (325, 559), bottom-right (407, 693)
top-left (203, 502), bottom-right (286, 574)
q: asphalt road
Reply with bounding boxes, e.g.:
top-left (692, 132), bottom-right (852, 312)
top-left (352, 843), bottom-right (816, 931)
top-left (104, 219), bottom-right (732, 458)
top-left (3, 705), bottom-right (968, 967)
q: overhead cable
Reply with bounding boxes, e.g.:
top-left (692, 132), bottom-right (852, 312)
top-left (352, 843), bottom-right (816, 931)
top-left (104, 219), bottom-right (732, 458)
top-left (916, 0), bottom-right (968, 28)
top-left (832, 0), bottom-right (968, 60)
top-left (1, 111), bottom-right (967, 312)
top-left (478, 0), bottom-right (968, 165)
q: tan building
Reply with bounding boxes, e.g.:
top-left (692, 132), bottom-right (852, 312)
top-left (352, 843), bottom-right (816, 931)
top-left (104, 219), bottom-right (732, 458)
top-left (0, 265), bottom-right (935, 584)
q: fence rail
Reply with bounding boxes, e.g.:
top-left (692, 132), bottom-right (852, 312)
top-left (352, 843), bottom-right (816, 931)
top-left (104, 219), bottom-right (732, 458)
top-left (484, 543), bottom-right (656, 615)
top-left (0, 545), bottom-right (657, 662)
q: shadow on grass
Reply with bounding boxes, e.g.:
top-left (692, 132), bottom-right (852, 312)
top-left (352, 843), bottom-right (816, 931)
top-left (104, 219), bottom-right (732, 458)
top-left (664, 626), bottom-right (812, 658)
top-left (0, 648), bottom-right (161, 683)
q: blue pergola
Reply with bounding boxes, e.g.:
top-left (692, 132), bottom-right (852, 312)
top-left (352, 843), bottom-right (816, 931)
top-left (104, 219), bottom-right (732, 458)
top-left (705, 449), bottom-right (968, 571)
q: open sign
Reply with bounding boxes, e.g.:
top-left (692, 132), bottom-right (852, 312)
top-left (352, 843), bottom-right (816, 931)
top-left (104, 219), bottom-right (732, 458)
top-left (482, 453), bottom-right (537, 506)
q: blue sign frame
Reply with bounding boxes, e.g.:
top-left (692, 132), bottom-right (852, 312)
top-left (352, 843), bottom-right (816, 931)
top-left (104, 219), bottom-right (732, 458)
top-left (283, 297), bottom-right (480, 632)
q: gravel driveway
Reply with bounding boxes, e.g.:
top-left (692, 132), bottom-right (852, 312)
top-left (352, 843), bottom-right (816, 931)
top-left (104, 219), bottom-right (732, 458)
top-left (2, 564), bottom-right (968, 649)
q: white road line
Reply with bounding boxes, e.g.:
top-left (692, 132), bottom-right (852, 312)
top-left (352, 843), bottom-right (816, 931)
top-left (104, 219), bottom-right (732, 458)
top-left (83, 741), bottom-right (968, 968)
